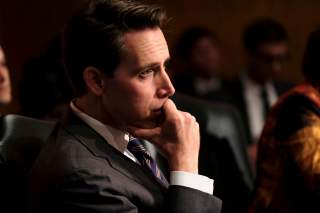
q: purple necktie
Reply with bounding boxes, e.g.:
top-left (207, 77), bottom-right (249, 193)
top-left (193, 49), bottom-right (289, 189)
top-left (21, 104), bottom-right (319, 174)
top-left (127, 138), bottom-right (168, 184)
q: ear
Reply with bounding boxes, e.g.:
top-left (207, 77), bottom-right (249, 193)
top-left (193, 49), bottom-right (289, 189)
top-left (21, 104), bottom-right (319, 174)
top-left (83, 67), bottom-right (105, 96)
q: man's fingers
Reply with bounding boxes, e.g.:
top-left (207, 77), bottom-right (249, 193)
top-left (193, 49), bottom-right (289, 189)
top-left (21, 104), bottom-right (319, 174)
top-left (128, 127), bottom-right (161, 141)
top-left (181, 111), bottom-right (197, 122)
top-left (162, 99), bottom-right (178, 117)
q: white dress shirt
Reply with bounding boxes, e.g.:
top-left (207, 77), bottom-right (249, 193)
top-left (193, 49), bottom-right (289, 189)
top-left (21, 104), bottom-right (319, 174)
top-left (193, 77), bottom-right (221, 96)
top-left (241, 74), bottom-right (278, 143)
top-left (70, 101), bottom-right (214, 195)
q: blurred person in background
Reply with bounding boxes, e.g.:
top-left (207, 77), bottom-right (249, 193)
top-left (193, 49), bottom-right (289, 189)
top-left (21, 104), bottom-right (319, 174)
top-left (0, 45), bottom-right (11, 108)
top-left (19, 36), bottom-right (73, 121)
top-left (171, 27), bottom-right (253, 212)
top-left (249, 26), bottom-right (320, 213)
top-left (173, 27), bottom-right (230, 102)
top-left (227, 18), bottom-right (293, 171)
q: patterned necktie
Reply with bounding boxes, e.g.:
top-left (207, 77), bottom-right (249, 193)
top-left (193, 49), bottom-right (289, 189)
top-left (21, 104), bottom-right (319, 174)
top-left (127, 137), bottom-right (168, 184)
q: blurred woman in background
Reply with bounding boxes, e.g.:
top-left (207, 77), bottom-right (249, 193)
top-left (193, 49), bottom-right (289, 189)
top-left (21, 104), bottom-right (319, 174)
top-left (0, 45), bottom-right (11, 107)
top-left (250, 27), bottom-right (320, 212)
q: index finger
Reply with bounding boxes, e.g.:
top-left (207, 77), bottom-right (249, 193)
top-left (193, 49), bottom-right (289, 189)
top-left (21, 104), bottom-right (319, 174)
top-left (162, 99), bottom-right (178, 118)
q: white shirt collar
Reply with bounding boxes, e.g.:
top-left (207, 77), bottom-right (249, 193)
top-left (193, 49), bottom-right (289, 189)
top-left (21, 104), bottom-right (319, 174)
top-left (193, 77), bottom-right (221, 96)
top-left (241, 73), bottom-right (268, 91)
top-left (241, 73), bottom-right (277, 104)
top-left (70, 100), bottom-right (130, 153)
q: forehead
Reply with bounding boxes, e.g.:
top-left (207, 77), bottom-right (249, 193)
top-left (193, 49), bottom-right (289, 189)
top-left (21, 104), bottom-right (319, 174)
top-left (193, 37), bottom-right (219, 50)
top-left (122, 28), bottom-right (169, 66)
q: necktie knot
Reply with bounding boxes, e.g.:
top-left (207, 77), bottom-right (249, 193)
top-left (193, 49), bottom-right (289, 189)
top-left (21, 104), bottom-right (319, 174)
top-left (127, 137), bottom-right (167, 184)
top-left (127, 138), bottom-right (152, 161)
top-left (128, 138), bottom-right (147, 152)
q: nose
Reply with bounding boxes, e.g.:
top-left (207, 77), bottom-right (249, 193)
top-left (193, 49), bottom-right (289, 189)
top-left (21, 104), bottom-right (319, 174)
top-left (157, 69), bottom-right (175, 98)
top-left (0, 67), bottom-right (5, 84)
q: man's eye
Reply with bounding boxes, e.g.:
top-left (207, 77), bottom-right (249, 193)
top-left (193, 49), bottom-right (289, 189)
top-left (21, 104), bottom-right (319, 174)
top-left (139, 69), bottom-right (154, 77)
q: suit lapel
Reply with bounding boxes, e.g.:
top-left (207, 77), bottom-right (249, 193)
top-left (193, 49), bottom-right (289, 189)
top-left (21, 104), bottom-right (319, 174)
top-left (61, 109), bottom-right (169, 191)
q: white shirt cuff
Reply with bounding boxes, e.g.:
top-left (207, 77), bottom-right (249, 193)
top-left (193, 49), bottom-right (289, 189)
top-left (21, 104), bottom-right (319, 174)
top-left (170, 171), bottom-right (214, 195)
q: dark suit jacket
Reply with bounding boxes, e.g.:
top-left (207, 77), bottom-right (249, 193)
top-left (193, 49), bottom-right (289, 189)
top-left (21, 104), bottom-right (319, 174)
top-left (28, 109), bottom-right (222, 213)
top-left (226, 78), bottom-right (293, 145)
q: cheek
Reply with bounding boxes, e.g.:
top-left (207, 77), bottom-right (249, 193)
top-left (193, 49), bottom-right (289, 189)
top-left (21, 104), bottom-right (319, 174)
top-left (0, 69), bottom-right (10, 88)
top-left (119, 82), bottom-right (154, 111)
top-left (132, 86), bottom-right (154, 110)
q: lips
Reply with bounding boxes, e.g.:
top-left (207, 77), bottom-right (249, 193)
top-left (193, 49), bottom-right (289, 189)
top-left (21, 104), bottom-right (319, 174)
top-left (151, 107), bottom-right (165, 125)
top-left (152, 106), bottom-right (163, 113)
top-left (153, 108), bottom-right (161, 112)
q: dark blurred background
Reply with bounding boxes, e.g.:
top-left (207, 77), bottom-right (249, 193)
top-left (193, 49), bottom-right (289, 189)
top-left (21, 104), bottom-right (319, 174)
top-left (0, 0), bottom-right (320, 113)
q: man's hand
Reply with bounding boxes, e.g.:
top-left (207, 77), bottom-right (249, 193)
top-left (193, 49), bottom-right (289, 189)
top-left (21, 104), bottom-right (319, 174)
top-left (129, 99), bottom-right (200, 174)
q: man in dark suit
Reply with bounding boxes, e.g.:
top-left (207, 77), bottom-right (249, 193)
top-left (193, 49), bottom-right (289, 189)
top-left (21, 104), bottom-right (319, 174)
top-left (27, 0), bottom-right (222, 212)
top-left (227, 18), bottom-right (293, 172)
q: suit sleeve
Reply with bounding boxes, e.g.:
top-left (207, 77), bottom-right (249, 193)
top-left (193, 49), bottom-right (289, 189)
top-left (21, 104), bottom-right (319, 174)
top-left (167, 185), bottom-right (222, 213)
top-left (53, 169), bottom-right (222, 213)
top-left (54, 169), bottom-right (139, 213)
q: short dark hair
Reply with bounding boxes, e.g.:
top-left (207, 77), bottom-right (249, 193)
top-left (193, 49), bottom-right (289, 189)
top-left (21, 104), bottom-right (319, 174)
top-left (175, 27), bottom-right (219, 60)
top-left (243, 18), bottom-right (288, 54)
top-left (302, 27), bottom-right (320, 84)
top-left (63, 0), bottom-right (166, 96)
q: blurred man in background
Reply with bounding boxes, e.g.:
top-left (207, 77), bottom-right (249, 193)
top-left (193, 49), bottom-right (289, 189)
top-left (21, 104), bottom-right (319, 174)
top-left (173, 27), bottom-right (229, 102)
top-left (0, 45), bottom-right (11, 107)
top-left (19, 36), bottom-right (73, 121)
top-left (227, 18), bottom-right (293, 171)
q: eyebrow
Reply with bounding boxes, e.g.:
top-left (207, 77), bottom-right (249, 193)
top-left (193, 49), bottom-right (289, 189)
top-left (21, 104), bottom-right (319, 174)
top-left (135, 57), bottom-right (171, 72)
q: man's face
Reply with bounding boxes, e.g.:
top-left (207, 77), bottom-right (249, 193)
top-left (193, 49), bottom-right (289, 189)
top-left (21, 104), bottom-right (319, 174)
top-left (189, 37), bottom-right (222, 78)
top-left (248, 41), bottom-right (288, 84)
top-left (0, 47), bottom-right (11, 105)
top-left (100, 28), bottom-right (175, 129)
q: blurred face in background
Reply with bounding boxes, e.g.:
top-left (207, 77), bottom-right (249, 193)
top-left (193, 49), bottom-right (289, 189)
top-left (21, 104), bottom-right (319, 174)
top-left (189, 37), bottom-right (222, 78)
top-left (0, 47), bottom-right (11, 105)
top-left (247, 41), bottom-right (288, 84)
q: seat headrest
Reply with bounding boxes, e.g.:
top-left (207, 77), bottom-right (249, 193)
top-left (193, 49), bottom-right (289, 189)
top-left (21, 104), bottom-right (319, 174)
top-left (0, 114), bottom-right (56, 170)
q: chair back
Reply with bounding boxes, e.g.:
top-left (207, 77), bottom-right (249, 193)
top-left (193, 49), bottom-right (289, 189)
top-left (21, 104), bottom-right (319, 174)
top-left (0, 114), bottom-right (55, 211)
top-left (172, 93), bottom-right (254, 190)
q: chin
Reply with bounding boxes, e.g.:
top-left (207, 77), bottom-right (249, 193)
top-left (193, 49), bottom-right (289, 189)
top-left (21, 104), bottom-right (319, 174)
top-left (133, 116), bottom-right (160, 129)
top-left (0, 96), bottom-right (11, 105)
top-left (127, 112), bottom-right (162, 129)
top-left (135, 120), bottom-right (158, 129)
